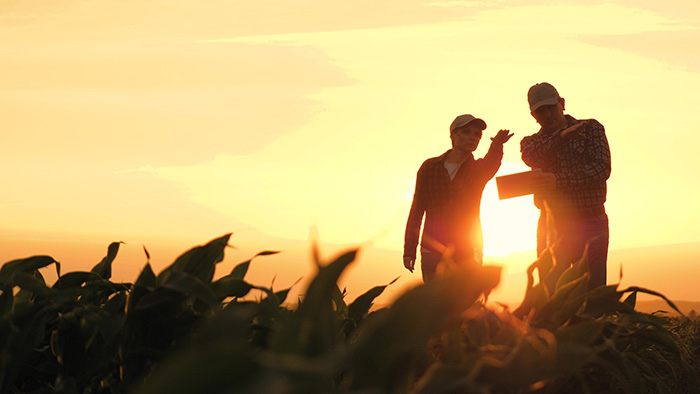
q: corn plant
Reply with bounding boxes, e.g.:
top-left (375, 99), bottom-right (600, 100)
top-left (1, 233), bottom-right (698, 394)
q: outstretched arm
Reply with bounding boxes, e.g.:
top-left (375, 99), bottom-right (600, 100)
top-left (555, 120), bottom-right (611, 188)
top-left (403, 165), bottom-right (427, 271)
top-left (520, 121), bottom-right (588, 169)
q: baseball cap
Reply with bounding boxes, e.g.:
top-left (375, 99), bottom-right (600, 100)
top-left (449, 114), bottom-right (487, 133)
top-left (528, 82), bottom-right (562, 112)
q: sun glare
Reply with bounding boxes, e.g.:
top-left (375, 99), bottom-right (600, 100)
top-left (480, 180), bottom-right (539, 258)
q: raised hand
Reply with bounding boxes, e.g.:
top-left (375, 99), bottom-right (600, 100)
top-left (490, 129), bottom-right (514, 145)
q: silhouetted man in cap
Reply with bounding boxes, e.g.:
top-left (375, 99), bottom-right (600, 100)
top-left (521, 82), bottom-right (611, 290)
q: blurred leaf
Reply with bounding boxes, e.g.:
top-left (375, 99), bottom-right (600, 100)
top-left (514, 282), bottom-right (548, 320)
top-left (212, 277), bottom-right (254, 300)
top-left (54, 271), bottom-right (103, 289)
top-left (346, 265), bottom-right (501, 392)
top-left (158, 234), bottom-right (231, 285)
top-left (535, 274), bottom-right (588, 326)
top-left (104, 292), bottom-right (128, 315)
top-left (0, 291), bottom-right (13, 316)
top-left (230, 250), bottom-right (280, 280)
top-left (620, 286), bottom-right (682, 316)
top-left (128, 264), bottom-right (157, 312)
top-left (273, 288), bottom-right (290, 305)
top-left (158, 271), bottom-right (219, 309)
top-left (348, 277), bottom-right (398, 323)
top-left (91, 241), bottom-right (124, 280)
top-left (270, 248), bottom-right (358, 357)
top-left (331, 285), bottom-right (348, 317)
top-left (623, 291), bottom-right (637, 308)
top-left (8, 271), bottom-right (52, 300)
top-left (132, 287), bottom-right (186, 311)
top-left (535, 247), bottom-right (554, 285)
top-left (556, 320), bottom-right (604, 346)
top-left (143, 244), bottom-right (151, 261)
top-left (0, 255), bottom-right (58, 285)
top-left (135, 263), bottom-right (157, 288)
top-left (554, 250), bottom-right (590, 292)
top-left (132, 341), bottom-right (262, 394)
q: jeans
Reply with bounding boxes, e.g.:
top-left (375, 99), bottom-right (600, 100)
top-left (537, 210), bottom-right (609, 290)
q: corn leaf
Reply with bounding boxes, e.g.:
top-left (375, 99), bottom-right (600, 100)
top-left (91, 241), bottom-right (124, 280)
top-left (346, 265), bottom-right (500, 391)
top-left (270, 248), bottom-right (358, 357)
top-left (158, 233), bottom-right (231, 284)
top-left (158, 271), bottom-right (219, 309)
top-left (211, 277), bottom-right (254, 300)
top-left (348, 277), bottom-right (398, 323)
top-left (229, 250), bottom-right (279, 280)
top-left (0, 255), bottom-right (58, 285)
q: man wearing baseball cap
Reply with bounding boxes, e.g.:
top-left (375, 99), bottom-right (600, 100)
top-left (521, 82), bottom-right (611, 290)
top-left (403, 114), bottom-right (513, 281)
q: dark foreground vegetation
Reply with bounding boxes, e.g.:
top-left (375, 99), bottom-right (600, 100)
top-left (1, 233), bottom-right (698, 393)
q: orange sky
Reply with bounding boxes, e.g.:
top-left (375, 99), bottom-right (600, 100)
top-left (1, 0), bottom-right (699, 304)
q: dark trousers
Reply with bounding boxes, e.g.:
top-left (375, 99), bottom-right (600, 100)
top-left (537, 209), bottom-right (609, 290)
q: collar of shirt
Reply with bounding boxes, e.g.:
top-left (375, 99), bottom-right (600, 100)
top-left (438, 149), bottom-right (475, 165)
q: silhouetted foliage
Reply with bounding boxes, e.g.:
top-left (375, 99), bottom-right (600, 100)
top-left (0, 234), bottom-right (697, 393)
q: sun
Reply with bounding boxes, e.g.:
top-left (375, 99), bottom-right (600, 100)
top-left (479, 181), bottom-right (539, 258)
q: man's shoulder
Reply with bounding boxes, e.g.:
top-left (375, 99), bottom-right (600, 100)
top-left (420, 151), bottom-right (449, 166)
top-left (581, 118), bottom-right (605, 132)
top-left (571, 115), bottom-right (603, 128)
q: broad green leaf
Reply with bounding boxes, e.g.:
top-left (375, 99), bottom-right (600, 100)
top-left (158, 234), bottom-right (231, 284)
top-left (331, 285), bottom-right (348, 317)
top-left (143, 244), bottom-right (151, 261)
top-left (211, 277), bottom-right (254, 299)
top-left (348, 277), bottom-right (398, 323)
top-left (535, 247), bottom-right (554, 285)
top-left (346, 265), bottom-right (500, 391)
top-left (414, 362), bottom-right (484, 394)
top-left (91, 241), bottom-right (124, 280)
top-left (158, 271), bottom-right (219, 309)
top-left (623, 290), bottom-right (637, 308)
top-left (620, 286), bottom-right (682, 315)
top-left (7, 271), bottom-right (52, 300)
top-left (128, 263), bottom-right (154, 312)
top-left (134, 263), bottom-right (156, 288)
top-left (229, 250), bottom-right (279, 280)
top-left (556, 320), bottom-right (604, 346)
top-left (0, 255), bottom-right (58, 285)
top-left (513, 281), bottom-right (548, 320)
top-left (273, 283), bottom-right (297, 305)
top-left (132, 287), bottom-right (186, 311)
top-left (270, 248), bottom-right (358, 357)
top-left (554, 251), bottom-right (590, 292)
top-left (535, 274), bottom-right (588, 326)
top-left (0, 291), bottom-right (13, 316)
top-left (54, 271), bottom-right (103, 289)
top-left (104, 292), bottom-right (128, 315)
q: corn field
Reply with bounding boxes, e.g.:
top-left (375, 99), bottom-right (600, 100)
top-left (1, 233), bottom-right (698, 393)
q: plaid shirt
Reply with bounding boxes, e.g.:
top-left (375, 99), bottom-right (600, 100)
top-left (520, 115), bottom-right (611, 211)
top-left (403, 143), bottom-right (504, 259)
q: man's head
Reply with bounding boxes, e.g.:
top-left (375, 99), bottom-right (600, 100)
top-left (528, 82), bottom-right (567, 131)
top-left (449, 114), bottom-right (486, 152)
